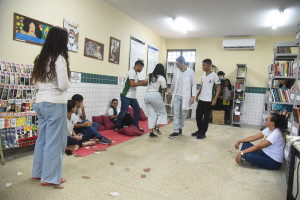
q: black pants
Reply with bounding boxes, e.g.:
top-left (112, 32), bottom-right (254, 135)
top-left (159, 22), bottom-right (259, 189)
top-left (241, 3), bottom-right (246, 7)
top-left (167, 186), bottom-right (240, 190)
top-left (122, 113), bottom-right (134, 126)
top-left (196, 100), bottom-right (212, 135)
top-left (223, 100), bottom-right (232, 121)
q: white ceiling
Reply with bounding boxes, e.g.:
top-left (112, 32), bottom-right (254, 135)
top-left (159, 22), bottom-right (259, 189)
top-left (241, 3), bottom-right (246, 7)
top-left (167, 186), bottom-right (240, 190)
top-left (104, 0), bottom-right (300, 38)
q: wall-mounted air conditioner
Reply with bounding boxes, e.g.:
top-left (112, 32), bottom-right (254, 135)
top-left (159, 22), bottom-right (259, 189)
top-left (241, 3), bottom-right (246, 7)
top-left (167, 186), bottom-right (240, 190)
top-left (223, 39), bottom-right (256, 50)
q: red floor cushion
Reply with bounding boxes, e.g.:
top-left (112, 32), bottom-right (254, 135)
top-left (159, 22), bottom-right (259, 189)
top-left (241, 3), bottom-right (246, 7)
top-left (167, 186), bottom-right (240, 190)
top-left (92, 115), bottom-right (106, 131)
top-left (102, 115), bottom-right (115, 130)
top-left (118, 125), bottom-right (143, 136)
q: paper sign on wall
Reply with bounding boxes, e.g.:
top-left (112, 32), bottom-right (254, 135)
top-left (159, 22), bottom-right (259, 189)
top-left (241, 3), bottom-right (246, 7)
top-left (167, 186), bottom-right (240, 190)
top-left (71, 72), bottom-right (81, 83)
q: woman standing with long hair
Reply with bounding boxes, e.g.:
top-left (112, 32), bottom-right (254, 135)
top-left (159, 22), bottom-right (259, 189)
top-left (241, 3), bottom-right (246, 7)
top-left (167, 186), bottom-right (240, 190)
top-left (31, 27), bottom-right (70, 185)
top-left (144, 64), bottom-right (168, 138)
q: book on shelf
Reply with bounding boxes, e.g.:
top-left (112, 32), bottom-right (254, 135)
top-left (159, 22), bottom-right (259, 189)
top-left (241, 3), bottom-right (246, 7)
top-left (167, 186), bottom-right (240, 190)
top-left (276, 47), bottom-right (291, 54)
top-left (272, 88), bottom-right (291, 103)
top-left (273, 62), bottom-right (294, 77)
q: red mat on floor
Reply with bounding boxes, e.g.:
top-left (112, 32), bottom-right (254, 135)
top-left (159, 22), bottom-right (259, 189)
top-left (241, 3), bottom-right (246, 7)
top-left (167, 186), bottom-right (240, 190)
top-left (72, 120), bottom-right (171, 157)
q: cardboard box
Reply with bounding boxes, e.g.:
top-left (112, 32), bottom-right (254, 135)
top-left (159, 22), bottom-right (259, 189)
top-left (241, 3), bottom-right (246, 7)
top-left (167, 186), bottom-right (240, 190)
top-left (212, 110), bottom-right (225, 125)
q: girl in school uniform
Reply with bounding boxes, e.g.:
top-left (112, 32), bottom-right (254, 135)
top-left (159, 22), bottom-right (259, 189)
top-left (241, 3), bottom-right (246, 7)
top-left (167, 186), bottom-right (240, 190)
top-left (31, 27), bottom-right (70, 186)
top-left (144, 64), bottom-right (168, 138)
top-left (108, 98), bottom-right (133, 128)
top-left (222, 79), bottom-right (234, 125)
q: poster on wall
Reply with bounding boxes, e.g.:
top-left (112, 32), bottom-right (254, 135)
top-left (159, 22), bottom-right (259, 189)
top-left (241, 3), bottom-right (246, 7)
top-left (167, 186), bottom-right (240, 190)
top-left (109, 37), bottom-right (121, 64)
top-left (129, 36), bottom-right (145, 80)
top-left (147, 45), bottom-right (159, 75)
top-left (63, 19), bottom-right (79, 52)
top-left (13, 13), bottom-right (53, 46)
top-left (71, 72), bottom-right (81, 83)
top-left (84, 38), bottom-right (104, 60)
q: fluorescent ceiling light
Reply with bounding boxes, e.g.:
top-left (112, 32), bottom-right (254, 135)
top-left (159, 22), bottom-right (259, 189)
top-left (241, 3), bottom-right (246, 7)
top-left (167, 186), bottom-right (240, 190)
top-left (271, 9), bottom-right (288, 30)
top-left (167, 17), bottom-right (194, 33)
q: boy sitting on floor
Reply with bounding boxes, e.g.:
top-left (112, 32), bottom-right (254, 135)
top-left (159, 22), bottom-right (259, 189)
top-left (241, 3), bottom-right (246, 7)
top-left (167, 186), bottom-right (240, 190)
top-left (71, 94), bottom-right (112, 145)
top-left (67, 100), bottom-right (95, 151)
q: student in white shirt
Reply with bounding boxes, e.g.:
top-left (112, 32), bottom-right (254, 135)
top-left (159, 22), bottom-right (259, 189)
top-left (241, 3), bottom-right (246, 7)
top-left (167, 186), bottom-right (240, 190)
top-left (192, 59), bottom-right (221, 139)
top-left (71, 94), bottom-right (111, 145)
top-left (32, 27), bottom-right (70, 185)
top-left (234, 113), bottom-right (285, 170)
top-left (66, 100), bottom-right (95, 151)
top-left (108, 98), bottom-right (133, 127)
top-left (113, 60), bottom-right (148, 132)
top-left (72, 94), bottom-right (99, 132)
top-left (144, 64), bottom-right (168, 138)
top-left (168, 56), bottom-right (197, 139)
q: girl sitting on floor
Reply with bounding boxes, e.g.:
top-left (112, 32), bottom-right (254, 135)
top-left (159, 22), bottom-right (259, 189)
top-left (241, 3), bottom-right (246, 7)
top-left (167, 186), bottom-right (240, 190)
top-left (234, 113), bottom-right (285, 170)
top-left (108, 98), bottom-right (133, 128)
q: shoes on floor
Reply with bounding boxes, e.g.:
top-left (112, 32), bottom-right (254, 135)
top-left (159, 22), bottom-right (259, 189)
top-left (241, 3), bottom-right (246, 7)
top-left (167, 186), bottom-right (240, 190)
top-left (154, 126), bottom-right (162, 135)
top-left (196, 133), bottom-right (206, 139)
top-left (100, 137), bottom-right (112, 145)
top-left (149, 132), bottom-right (158, 138)
top-left (137, 127), bottom-right (144, 132)
top-left (169, 132), bottom-right (182, 139)
top-left (41, 177), bottom-right (66, 186)
top-left (191, 131), bottom-right (199, 136)
top-left (179, 129), bottom-right (182, 135)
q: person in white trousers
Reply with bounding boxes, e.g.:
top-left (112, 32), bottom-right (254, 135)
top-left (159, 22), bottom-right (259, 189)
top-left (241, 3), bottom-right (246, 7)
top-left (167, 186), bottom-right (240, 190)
top-left (168, 56), bottom-right (197, 139)
top-left (144, 64), bottom-right (168, 138)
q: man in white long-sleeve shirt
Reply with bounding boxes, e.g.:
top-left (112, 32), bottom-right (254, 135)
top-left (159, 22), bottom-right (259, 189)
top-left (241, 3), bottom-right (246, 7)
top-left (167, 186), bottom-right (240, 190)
top-left (168, 56), bottom-right (197, 139)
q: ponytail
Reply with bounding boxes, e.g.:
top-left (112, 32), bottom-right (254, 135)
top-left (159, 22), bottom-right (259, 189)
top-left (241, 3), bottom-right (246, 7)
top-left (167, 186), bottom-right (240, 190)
top-left (270, 112), bottom-right (287, 131)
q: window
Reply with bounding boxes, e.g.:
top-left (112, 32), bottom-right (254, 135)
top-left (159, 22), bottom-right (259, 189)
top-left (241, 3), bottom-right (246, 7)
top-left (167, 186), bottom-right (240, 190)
top-left (167, 50), bottom-right (196, 63)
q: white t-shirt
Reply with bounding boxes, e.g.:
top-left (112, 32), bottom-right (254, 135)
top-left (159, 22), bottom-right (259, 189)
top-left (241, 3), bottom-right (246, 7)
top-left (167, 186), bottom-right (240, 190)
top-left (198, 72), bottom-right (220, 102)
top-left (147, 75), bottom-right (167, 93)
top-left (176, 69), bottom-right (185, 96)
top-left (72, 108), bottom-right (82, 124)
top-left (121, 69), bottom-right (138, 99)
top-left (261, 127), bottom-right (284, 163)
top-left (107, 107), bottom-right (120, 116)
top-left (67, 115), bottom-right (76, 136)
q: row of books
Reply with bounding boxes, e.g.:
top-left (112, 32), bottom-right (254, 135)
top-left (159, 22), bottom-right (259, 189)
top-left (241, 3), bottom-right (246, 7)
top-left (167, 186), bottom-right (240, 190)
top-left (0, 113), bottom-right (38, 149)
top-left (1, 71), bottom-right (31, 86)
top-left (0, 85), bottom-right (37, 100)
top-left (0, 100), bottom-right (35, 113)
top-left (273, 62), bottom-right (294, 77)
top-left (0, 61), bottom-right (33, 74)
top-left (271, 88), bottom-right (291, 103)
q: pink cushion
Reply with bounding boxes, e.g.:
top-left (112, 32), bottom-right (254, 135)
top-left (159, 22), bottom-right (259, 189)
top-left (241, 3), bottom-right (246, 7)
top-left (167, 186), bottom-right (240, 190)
top-left (102, 115), bottom-right (115, 130)
top-left (98, 125), bottom-right (106, 131)
top-left (92, 115), bottom-right (103, 125)
top-left (139, 108), bottom-right (148, 121)
top-left (118, 125), bottom-right (143, 136)
top-left (127, 107), bottom-right (134, 118)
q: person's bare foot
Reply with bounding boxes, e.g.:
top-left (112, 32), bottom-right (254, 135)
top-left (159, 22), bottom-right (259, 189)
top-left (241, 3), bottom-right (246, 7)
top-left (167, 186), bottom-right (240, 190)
top-left (66, 145), bottom-right (79, 151)
top-left (82, 141), bottom-right (96, 146)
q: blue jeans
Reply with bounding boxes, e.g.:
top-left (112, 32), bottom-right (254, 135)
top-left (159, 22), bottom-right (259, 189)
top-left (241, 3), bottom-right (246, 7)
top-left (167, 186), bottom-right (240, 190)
top-left (32, 102), bottom-right (67, 184)
top-left (241, 142), bottom-right (282, 170)
top-left (173, 95), bottom-right (187, 133)
top-left (74, 119), bottom-right (99, 134)
top-left (144, 92), bottom-right (167, 129)
top-left (81, 126), bottom-right (103, 141)
top-left (67, 136), bottom-right (82, 147)
top-left (115, 94), bottom-right (140, 128)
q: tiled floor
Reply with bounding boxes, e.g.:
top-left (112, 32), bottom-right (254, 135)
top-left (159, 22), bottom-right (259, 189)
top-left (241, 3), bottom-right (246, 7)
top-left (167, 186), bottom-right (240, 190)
top-left (0, 120), bottom-right (286, 200)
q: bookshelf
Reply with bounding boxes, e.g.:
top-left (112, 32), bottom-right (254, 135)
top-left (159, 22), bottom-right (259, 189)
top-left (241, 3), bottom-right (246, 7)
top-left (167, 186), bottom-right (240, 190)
top-left (0, 60), bottom-right (38, 164)
top-left (165, 50), bottom-right (196, 120)
top-left (264, 41), bottom-right (299, 161)
top-left (231, 64), bottom-right (247, 127)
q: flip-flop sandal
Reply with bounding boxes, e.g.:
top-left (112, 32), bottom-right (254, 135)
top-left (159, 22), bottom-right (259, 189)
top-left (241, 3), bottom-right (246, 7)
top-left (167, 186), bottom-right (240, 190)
top-left (32, 177), bottom-right (41, 180)
top-left (41, 177), bottom-right (66, 186)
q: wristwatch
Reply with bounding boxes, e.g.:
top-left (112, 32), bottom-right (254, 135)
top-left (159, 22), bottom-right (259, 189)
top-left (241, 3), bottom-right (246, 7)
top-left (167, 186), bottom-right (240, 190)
top-left (240, 151), bottom-right (244, 156)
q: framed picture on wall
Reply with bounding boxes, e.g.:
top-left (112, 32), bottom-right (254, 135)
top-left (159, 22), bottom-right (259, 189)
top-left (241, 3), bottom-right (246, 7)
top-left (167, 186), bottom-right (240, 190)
top-left (84, 38), bottom-right (104, 60)
top-left (109, 37), bottom-right (121, 64)
top-left (13, 13), bottom-right (53, 46)
top-left (63, 19), bottom-right (79, 52)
